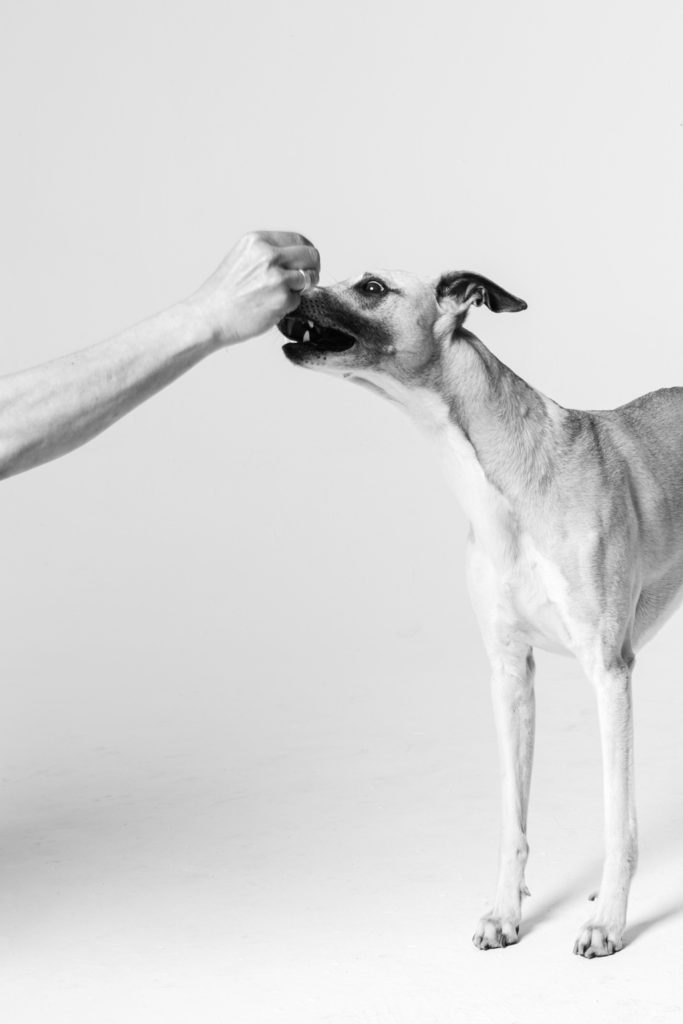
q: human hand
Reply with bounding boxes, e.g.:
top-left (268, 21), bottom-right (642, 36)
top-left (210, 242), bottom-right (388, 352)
top-left (189, 230), bottom-right (321, 347)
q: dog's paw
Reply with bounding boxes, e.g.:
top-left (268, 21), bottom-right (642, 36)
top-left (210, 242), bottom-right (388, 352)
top-left (472, 915), bottom-right (520, 950)
top-left (573, 924), bottom-right (623, 958)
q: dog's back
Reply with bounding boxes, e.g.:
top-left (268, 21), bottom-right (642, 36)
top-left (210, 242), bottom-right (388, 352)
top-left (612, 386), bottom-right (683, 472)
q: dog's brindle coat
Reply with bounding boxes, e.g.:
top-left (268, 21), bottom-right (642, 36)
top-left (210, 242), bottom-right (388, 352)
top-left (279, 269), bottom-right (683, 958)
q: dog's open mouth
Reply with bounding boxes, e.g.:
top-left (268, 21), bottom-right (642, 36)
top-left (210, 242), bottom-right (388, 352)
top-left (278, 316), bottom-right (356, 353)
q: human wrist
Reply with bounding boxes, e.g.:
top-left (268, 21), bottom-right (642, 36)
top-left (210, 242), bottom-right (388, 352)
top-left (173, 294), bottom-right (230, 352)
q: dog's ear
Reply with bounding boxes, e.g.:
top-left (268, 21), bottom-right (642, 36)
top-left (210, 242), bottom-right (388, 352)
top-left (436, 271), bottom-right (527, 314)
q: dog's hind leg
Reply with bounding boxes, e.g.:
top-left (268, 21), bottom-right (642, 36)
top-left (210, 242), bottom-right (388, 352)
top-left (573, 651), bottom-right (637, 957)
top-left (473, 641), bottom-right (536, 950)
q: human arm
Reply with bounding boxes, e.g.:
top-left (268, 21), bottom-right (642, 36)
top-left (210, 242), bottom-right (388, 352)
top-left (0, 230), bottom-right (319, 480)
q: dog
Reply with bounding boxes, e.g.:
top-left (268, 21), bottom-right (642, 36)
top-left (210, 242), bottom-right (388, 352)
top-left (278, 268), bottom-right (683, 958)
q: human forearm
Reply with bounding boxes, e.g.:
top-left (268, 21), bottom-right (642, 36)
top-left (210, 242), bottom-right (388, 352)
top-left (0, 301), bottom-right (216, 480)
top-left (0, 230), bottom-right (320, 481)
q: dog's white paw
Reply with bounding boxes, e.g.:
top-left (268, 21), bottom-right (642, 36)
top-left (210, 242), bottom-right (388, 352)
top-left (573, 923), bottom-right (623, 958)
top-left (472, 914), bottom-right (520, 950)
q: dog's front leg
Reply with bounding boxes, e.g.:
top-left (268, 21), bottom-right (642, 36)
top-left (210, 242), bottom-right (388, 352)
top-left (573, 654), bottom-right (637, 957)
top-left (472, 642), bottom-right (535, 950)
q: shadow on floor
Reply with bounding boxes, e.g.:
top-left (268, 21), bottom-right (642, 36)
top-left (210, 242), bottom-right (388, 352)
top-left (520, 862), bottom-right (600, 939)
top-left (519, 860), bottom-right (683, 948)
top-left (625, 899), bottom-right (683, 948)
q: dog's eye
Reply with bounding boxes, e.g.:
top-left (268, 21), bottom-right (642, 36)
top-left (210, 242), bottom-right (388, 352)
top-left (360, 278), bottom-right (387, 295)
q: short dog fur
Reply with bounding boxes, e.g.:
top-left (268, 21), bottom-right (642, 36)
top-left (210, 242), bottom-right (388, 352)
top-left (279, 268), bottom-right (683, 957)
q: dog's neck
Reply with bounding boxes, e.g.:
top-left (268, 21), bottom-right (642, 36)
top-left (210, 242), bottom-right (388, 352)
top-left (440, 329), bottom-right (561, 500)
top-left (392, 329), bottom-right (566, 546)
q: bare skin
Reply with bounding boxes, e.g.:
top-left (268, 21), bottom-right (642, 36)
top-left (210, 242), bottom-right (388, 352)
top-left (0, 230), bottom-right (319, 480)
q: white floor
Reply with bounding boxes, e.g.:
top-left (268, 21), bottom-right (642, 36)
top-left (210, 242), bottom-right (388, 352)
top-left (2, 618), bottom-right (683, 1023)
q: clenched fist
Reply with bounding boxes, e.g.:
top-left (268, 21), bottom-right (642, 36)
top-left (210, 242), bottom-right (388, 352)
top-left (189, 230), bottom-right (321, 347)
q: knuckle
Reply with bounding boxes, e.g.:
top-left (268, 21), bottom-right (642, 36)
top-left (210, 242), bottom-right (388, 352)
top-left (244, 231), bottom-right (272, 259)
top-left (266, 267), bottom-right (285, 290)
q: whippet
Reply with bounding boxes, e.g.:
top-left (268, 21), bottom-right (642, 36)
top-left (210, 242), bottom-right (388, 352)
top-left (278, 268), bottom-right (683, 958)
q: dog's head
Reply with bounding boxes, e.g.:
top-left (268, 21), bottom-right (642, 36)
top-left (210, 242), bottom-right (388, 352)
top-left (279, 269), bottom-right (526, 404)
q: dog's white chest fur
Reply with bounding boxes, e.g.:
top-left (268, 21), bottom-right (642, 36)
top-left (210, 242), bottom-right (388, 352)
top-left (493, 538), bottom-right (574, 654)
top-left (437, 418), bottom-right (573, 655)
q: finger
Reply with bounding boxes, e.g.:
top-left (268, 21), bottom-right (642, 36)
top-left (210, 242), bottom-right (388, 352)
top-left (284, 268), bottom-right (313, 293)
top-left (276, 248), bottom-right (320, 288)
top-left (283, 288), bottom-right (303, 314)
top-left (275, 244), bottom-right (321, 275)
top-left (253, 229), bottom-right (315, 248)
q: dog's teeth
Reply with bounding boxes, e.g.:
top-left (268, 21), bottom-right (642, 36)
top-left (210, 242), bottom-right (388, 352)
top-left (303, 330), bottom-right (311, 342)
top-left (308, 320), bottom-right (315, 329)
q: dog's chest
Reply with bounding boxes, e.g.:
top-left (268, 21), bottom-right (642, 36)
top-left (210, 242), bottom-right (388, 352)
top-left (438, 422), bottom-right (574, 653)
top-left (497, 539), bottom-right (575, 653)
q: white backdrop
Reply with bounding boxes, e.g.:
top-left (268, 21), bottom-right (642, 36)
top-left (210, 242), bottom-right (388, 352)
top-left (1, 2), bottom-right (683, 1021)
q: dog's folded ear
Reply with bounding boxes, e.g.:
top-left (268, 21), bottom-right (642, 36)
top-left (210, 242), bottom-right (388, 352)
top-left (436, 272), bottom-right (527, 314)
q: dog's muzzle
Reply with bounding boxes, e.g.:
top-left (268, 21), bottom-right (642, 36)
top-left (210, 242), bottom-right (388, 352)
top-left (278, 315), bottom-right (357, 354)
